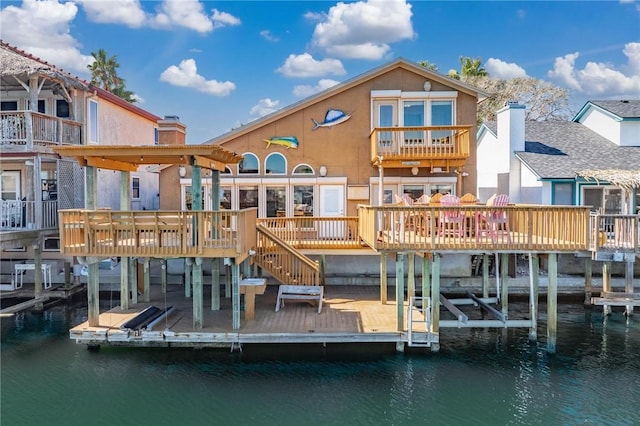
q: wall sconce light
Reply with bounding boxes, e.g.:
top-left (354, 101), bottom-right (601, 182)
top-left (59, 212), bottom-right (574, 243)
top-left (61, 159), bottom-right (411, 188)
top-left (319, 166), bottom-right (327, 177)
top-left (411, 166), bottom-right (419, 176)
top-left (178, 166), bottom-right (186, 178)
top-left (461, 172), bottom-right (469, 177)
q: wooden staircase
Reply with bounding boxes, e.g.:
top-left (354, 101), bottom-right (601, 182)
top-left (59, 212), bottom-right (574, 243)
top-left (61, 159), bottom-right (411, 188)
top-left (254, 223), bottom-right (321, 286)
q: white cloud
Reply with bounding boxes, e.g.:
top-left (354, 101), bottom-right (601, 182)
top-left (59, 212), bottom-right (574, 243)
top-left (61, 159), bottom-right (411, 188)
top-left (260, 30), bottom-right (279, 42)
top-left (293, 79), bottom-right (340, 97)
top-left (75, 0), bottom-right (146, 27)
top-left (0, 0), bottom-right (93, 74)
top-left (250, 98), bottom-right (281, 118)
top-left (151, 0), bottom-right (239, 33)
top-left (485, 58), bottom-right (528, 79)
top-left (277, 53), bottom-right (345, 78)
top-left (311, 0), bottom-right (415, 60)
top-left (548, 43), bottom-right (640, 98)
top-left (160, 59), bottom-right (235, 96)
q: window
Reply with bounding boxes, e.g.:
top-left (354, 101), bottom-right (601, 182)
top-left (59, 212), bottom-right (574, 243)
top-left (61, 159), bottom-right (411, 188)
top-left (553, 183), bottom-right (573, 205)
top-left (266, 186), bottom-right (286, 217)
top-left (220, 187), bottom-right (232, 209)
top-left (583, 187), bottom-right (622, 213)
top-left (238, 153), bottom-right (259, 174)
top-left (293, 185), bottom-right (314, 216)
top-left (430, 184), bottom-right (453, 196)
top-left (56, 99), bottom-right (70, 118)
top-left (132, 177), bottom-right (140, 199)
top-left (89, 100), bottom-right (98, 143)
top-left (0, 101), bottom-right (17, 111)
top-left (403, 101), bottom-right (424, 145)
top-left (27, 100), bottom-right (46, 113)
top-left (265, 153), bottom-right (286, 174)
top-left (239, 185), bottom-right (258, 209)
top-left (403, 185), bottom-right (424, 202)
top-left (293, 164), bottom-right (314, 174)
top-left (430, 101), bottom-right (453, 144)
top-left (43, 237), bottom-right (60, 252)
top-left (1, 171), bottom-right (20, 200)
top-left (154, 127), bottom-right (159, 145)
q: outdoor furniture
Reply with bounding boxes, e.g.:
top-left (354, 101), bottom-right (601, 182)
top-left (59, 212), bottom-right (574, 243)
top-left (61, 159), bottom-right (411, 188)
top-left (476, 194), bottom-right (512, 243)
top-left (14, 263), bottom-right (52, 290)
top-left (439, 194), bottom-right (465, 237)
top-left (275, 285), bottom-right (323, 313)
top-left (240, 278), bottom-right (267, 320)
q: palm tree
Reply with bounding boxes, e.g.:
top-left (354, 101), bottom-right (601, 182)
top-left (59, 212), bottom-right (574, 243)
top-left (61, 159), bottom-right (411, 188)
top-left (459, 56), bottom-right (487, 78)
top-left (87, 49), bottom-right (136, 103)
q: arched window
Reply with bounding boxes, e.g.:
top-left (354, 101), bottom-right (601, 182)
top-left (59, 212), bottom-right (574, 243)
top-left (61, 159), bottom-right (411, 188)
top-left (222, 166), bottom-right (232, 174)
top-left (292, 164), bottom-right (314, 175)
top-left (238, 153), bottom-right (259, 174)
top-left (265, 153), bottom-right (286, 175)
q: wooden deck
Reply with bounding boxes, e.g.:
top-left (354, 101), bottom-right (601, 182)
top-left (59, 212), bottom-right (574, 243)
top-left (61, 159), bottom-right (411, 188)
top-left (70, 284), bottom-right (418, 347)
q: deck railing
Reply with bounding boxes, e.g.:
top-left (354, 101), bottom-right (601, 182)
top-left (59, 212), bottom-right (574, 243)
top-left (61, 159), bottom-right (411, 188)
top-left (589, 213), bottom-right (639, 252)
top-left (255, 224), bottom-right (320, 286)
top-left (358, 204), bottom-right (591, 252)
top-left (58, 209), bottom-right (257, 258)
top-left (258, 216), bottom-right (361, 249)
top-left (0, 111), bottom-right (82, 148)
top-left (0, 200), bottom-right (58, 231)
top-left (370, 125), bottom-right (471, 165)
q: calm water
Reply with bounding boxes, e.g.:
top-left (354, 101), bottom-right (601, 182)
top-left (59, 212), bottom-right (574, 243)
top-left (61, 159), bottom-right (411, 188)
top-left (2, 300), bottom-right (640, 426)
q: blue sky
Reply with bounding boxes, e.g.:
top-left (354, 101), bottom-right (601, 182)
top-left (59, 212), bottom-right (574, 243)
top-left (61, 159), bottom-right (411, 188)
top-left (1, 0), bottom-right (639, 144)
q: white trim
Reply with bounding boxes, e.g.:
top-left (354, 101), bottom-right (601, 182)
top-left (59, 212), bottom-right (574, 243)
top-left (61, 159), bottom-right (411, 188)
top-left (371, 90), bottom-right (458, 99)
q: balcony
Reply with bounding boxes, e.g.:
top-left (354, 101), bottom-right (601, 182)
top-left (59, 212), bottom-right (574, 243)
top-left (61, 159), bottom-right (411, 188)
top-left (370, 125), bottom-right (471, 169)
top-left (0, 111), bottom-right (82, 149)
top-left (0, 199), bottom-right (58, 232)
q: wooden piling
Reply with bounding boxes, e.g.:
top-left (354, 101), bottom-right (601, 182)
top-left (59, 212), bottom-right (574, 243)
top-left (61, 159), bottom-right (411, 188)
top-left (380, 253), bottom-right (387, 304)
top-left (193, 257), bottom-right (203, 330)
top-left (395, 253), bottom-right (405, 331)
top-left (547, 253), bottom-right (558, 354)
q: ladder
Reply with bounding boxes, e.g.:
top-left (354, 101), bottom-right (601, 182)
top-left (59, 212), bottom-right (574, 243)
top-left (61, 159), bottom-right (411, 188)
top-left (407, 296), bottom-right (432, 347)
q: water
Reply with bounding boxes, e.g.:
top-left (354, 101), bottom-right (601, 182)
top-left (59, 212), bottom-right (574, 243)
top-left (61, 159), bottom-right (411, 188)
top-left (2, 301), bottom-right (640, 426)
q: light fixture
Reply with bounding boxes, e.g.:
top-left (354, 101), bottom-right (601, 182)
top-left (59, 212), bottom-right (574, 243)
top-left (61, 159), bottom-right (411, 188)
top-left (423, 80), bottom-right (431, 91)
top-left (432, 167), bottom-right (443, 173)
top-left (319, 166), bottom-right (327, 177)
top-left (411, 166), bottom-right (419, 176)
top-left (178, 166), bottom-right (186, 178)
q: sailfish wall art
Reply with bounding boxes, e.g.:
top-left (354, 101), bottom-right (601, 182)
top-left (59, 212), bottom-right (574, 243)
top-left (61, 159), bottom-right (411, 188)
top-left (312, 109), bottom-right (351, 130)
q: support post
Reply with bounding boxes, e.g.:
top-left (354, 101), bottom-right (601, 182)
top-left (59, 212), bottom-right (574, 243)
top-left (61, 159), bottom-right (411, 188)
top-left (584, 257), bottom-right (592, 307)
top-left (602, 262), bottom-right (611, 316)
top-left (85, 166), bottom-right (99, 326)
top-left (119, 171), bottom-right (131, 309)
top-left (407, 252), bottom-right (415, 300)
top-left (395, 253), bottom-right (405, 331)
top-left (528, 253), bottom-right (539, 342)
top-left (33, 244), bottom-right (42, 298)
top-left (380, 253), bottom-right (387, 304)
top-left (547, 253), bottom-right (558, 354)
top-left (130, 257), bottom-right (138, 305)
top-left (500, 253), bottom-right (509, 316)
top-left (431, 254), bottom-right (441, 336)
top-left (625, 261), bottom-right (634, 317)
top-left (143, 258), bottom-right (150, 302)
top-left (211, 258), bottom-right (220, 311)
top-left (193, 257), bottom-right (203, 330)
top-left (185, 257), bottom-right (193, 298)
top-left (232, 262), bottom-right (240, 330)
top-left (422, 254), bottom-right (431, 299)
top-left (482, 253), bottom-right (489, 298)
top-left (160, 258), bottom-right (167, 294)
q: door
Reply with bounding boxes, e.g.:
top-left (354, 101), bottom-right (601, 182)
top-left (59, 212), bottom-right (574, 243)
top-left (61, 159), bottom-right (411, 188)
top-left (373, 101), bottom-right (397, 150)
top-left (319, 185), bottom-right (345, 238)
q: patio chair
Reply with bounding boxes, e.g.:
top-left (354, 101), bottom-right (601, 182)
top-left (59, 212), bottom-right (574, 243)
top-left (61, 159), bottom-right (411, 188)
top-left (476, 194), bottom-right (511, 243)
top-left (439, 194), bottom-right (465, 237)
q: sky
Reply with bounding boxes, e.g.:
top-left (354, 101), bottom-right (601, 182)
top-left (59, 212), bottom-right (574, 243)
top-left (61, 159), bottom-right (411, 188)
top-left (1, 0), bottom-right (639, 144)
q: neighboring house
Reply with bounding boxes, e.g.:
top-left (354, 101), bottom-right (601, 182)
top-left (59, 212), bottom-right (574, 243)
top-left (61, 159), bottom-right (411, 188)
top-left (477, 100), bottom-right (640, 214)
top-left (165, 58), bottom-right (484, 218)
top-left (0, 41), bottom-right (179, 267)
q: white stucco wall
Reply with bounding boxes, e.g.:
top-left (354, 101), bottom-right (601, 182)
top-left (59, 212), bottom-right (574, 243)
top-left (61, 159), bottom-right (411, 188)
top-left (579, 108), bottom-right (620, 145)
top-left (519, 162), bottom-right (543, 204)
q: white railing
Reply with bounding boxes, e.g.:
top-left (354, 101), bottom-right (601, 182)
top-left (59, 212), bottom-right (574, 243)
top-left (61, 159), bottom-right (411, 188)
top-left (0, 200), bottom-right (58, 231)
top-left (0, 111), bottom-right (82, 147)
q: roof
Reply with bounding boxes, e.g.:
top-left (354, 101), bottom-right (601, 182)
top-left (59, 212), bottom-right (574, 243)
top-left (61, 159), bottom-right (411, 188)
top-left (514, 121), bottom-right (640, 179)
top-left (53, 145), bottom-right (243, 173)
top-left (204, 57), bottom-right (489, 145)
top-left (573, 100), bottom-right (640, 122)
top-left (576, 169), bottom-right (640, 191)
top-left (0, 40), bottom-right (161, 122)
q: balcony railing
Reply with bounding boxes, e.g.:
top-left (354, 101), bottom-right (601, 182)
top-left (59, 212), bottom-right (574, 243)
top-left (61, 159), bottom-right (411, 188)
top-left (0, 111), bottom-right (82, 148)
top-left (589, 213), bottom-right (639, 252)
top-left (0, 200), bottom-right (58, 231)
top-left (258, 217), bottom-right (361, 249)
top-left (370, 125), bottom-right (471, 167)
top-left (58, 209), bottom-right (257, 258)
top-left (358, 204), bottom-right (591, 253)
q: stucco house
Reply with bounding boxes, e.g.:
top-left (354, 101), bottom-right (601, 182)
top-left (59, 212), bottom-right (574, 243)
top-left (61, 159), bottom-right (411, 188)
top-left (0, 41), bottom-right (181, 278)
top-left (477, 100), bottom-right (640, 213)
top-left (161, 58), bottom-right (486, 278)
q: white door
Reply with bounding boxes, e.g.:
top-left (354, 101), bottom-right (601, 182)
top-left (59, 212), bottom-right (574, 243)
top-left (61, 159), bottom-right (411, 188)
top-left (319, 185), bottom-right (345, 238)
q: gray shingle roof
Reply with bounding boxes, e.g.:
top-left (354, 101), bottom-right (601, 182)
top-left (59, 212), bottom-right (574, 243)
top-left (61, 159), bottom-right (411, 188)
top-left (581, 100), bottom-right (640, 119)
top-left (515, 121), bottom-right (640, 179)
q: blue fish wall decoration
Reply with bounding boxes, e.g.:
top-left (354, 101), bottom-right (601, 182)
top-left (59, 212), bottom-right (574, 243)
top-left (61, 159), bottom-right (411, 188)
top-left (312, 109), bottom-right (351, 130)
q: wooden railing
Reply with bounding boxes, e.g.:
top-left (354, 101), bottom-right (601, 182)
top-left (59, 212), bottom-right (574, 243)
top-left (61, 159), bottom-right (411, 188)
top-left (258, 216), bottom-right (361, 249)
top-left (0, 200), bottom-right (58, 231)
top-left (589, 213), bottom-right (639, 252)
top-left (0, 111), bottom-right (82, 148)
top-left (358, 204), bottom-right (591, 252)
top-left (255, 223), bottom-right (320, 286)
top-left (370, 125), bottom-right (471, 166)
top-left (58, 209), bottom-right (257, 258)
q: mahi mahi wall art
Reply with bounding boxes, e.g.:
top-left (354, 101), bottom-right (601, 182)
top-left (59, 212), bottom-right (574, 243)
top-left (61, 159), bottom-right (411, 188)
top-left (264, 136), bottom-right (299, 149)
top-left (312, 109), bottom-right (351, 130)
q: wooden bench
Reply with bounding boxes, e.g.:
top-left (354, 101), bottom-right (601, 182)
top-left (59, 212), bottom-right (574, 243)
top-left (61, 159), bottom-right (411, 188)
top-left (275, 285), bottom-right (324, 313)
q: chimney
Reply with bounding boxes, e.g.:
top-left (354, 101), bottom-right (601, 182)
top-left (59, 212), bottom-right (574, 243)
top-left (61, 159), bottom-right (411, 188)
top-left (497, 102), bottom-right (526, 203)
top-left (157, 115), bottom-right (186, 145)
